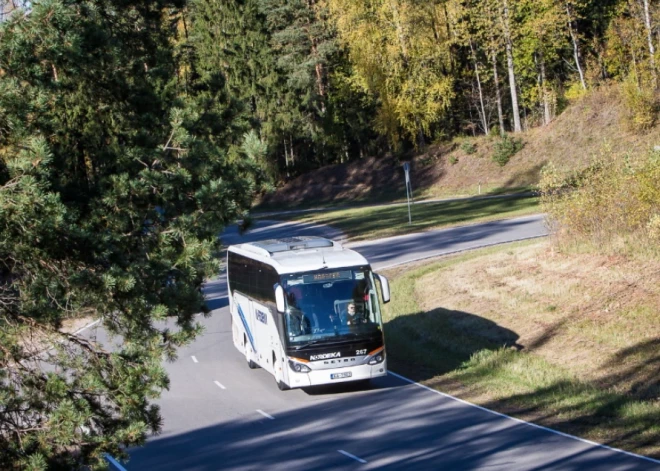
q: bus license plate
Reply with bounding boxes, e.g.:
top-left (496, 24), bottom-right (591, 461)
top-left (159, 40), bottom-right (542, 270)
top-left (331, 372), bottom-right (352, 380)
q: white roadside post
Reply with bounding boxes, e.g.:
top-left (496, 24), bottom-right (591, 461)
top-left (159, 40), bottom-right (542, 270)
top-left (403, 162), bottom-right (412, 225)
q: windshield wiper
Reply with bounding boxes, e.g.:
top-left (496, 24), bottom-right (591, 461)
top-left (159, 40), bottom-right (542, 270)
top-left (294, 340), bottom-right (321, 351)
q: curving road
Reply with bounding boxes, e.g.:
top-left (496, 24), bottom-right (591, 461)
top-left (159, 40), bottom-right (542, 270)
top-left (126, 215), bottom-right (660, 470)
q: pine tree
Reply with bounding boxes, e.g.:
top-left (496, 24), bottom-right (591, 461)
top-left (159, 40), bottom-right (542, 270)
top-left (0, 1), bottom-right (256, 468)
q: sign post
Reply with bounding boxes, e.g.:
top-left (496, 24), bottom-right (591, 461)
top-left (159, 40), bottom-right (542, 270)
top-left (403, 162), bottom-right (412, 225)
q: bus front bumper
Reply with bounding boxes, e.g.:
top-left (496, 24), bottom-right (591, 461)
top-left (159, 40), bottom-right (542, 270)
top-left (286, 361), bottom-right (387, 388)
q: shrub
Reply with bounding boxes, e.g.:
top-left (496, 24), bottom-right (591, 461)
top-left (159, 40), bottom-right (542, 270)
top-left (449, 155), bottom-right (458, 165)
top-left (461, 141), bottom-right (476, 155)
top-left (540, 150), bottom-right (660, 257)
top-left (492, 135), bottom-right (524, 166)
top-left (622, 76), bottom-right (657, 132)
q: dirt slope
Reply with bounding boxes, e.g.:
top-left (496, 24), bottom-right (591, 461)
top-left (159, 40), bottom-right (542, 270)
top-left (258, 84), bottom-right (660, 210)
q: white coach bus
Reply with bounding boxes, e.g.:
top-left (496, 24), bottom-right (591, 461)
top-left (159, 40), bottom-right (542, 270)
top-left (227, 236), bottom-right (391, 390)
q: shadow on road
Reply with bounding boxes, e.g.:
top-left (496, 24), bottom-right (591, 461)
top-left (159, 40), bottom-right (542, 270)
top-left (126, 374), bottom-right (651, 471)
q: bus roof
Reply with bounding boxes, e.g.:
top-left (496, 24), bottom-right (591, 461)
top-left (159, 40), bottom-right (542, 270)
top-left (227, 236), bottom-right (369, 274)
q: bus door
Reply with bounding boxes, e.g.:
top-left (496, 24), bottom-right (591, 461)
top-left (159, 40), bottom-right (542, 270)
top-left (233, 291), bottom-right (257, 361)
top-left (252, 300), bottom-right (276, 374)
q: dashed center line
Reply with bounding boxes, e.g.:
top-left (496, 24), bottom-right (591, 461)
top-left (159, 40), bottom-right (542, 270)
top-left (338, 450), bottom-right (367, 464)
top-left (256, 409), bottom-right (275, 420)
top-left (191, 356), bottom-right (198, 363)
top-left (214, 381), bottom-right (226, 390)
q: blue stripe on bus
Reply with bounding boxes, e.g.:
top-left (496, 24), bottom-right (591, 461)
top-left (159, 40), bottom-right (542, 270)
top-left (237, 303), bottom-right (256, 353)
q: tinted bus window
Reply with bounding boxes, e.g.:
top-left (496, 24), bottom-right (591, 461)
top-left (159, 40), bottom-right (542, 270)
top-left (228, 252), bottom-right (278, 303)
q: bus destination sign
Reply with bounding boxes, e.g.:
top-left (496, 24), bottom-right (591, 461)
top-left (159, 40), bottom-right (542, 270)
top-left (303, 270), bottom-right (352, 284)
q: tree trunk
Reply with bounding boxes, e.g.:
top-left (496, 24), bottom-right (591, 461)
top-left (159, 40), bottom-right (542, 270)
top-left (283, 138), bottom-right (290, 178)
top-left (565, 2), bottom-right (587, 90)
top-left (641, 0), bottom-right (657, 87)
top-left (470, 40), bottom-right (489, 135)
top-left (312, 42), bottom-right (326, 114)
top-left (389, 0), bottom-right (409, 60)
top-left (289, 135), bottom-right (295, 166)
top-left (306, 0), bottom-right (326, 113)
top-left (492, 50), bottom-right (506, 136)
top-left (502, 0), bottom-right (522, 132)
top-left (537, 52), bottom-right (552, 125)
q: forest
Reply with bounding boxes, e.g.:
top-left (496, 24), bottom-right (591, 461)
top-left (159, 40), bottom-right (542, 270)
top-left (186, 0), bottom-right (659, 177)
top-left (0, 0), bottom-right (658, 469)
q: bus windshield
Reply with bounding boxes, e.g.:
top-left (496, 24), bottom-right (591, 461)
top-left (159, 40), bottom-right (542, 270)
top-left (281, 267), bottom-right (383, 347)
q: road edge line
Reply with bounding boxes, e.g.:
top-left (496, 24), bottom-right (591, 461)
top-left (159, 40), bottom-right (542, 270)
top-left (73, 318), bottom-right (101, 335)
top-left (256, 409), bottom-right (275, 420)
top-left (387, 371), bottom-right (660, 466)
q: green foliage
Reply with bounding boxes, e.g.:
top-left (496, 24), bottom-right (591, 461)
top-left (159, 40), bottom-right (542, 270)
top-left (0, 1), bottom-right (257, 469)
top-left (190, 0), bottom-right (379, 175)
top-left (449, 155), bottom-right (459, 165)
top-left (492, 135), bottom-right (524, 166)
top-left (239, 215), bottom-right (254, 235)
top-left (183, 0), bottom-right (659, 177)
top-left (461, 141), bottom-right (477, 155)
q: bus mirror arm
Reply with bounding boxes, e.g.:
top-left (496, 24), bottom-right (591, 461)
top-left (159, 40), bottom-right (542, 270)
top-left (376, 274), bottom-right (391, 303)
top-left (274, 284), bottom-right (286, 313)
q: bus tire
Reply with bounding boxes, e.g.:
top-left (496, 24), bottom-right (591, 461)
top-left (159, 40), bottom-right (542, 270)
top-left (277, 379), bottom-right (290, 391)
top-left (355, 379), bottom-right (371, 388)
top-left (245, 337), bottom-right (259, 369)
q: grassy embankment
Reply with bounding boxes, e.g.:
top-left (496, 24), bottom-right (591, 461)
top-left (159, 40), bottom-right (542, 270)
top-left (381, 239), bottom-right (660, 458)
top-left (380, 146), bottom-right (660, 459)
top-left (266, 194), bottom-right (540, 242)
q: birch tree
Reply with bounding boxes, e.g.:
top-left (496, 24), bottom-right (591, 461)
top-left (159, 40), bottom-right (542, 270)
top-left (327, 0), bottom-right (454, 146)
top-left (563, 0), bottom-right (587, 90)
top-left (501, 0), bottom-right (522, 132)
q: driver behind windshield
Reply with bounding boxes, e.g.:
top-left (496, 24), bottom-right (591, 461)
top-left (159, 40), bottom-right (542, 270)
top-left (344, 302), bottom-right (366, 325)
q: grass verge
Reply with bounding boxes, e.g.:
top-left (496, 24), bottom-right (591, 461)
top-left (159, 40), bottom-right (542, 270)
top-left (268, 194), bottom-right (540, 242)
top-left (382, 239), bottom-right (660, 459)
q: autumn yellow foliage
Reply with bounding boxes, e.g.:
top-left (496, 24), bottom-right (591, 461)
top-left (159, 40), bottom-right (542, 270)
top-left (540, 150), bottom-right (660, 256)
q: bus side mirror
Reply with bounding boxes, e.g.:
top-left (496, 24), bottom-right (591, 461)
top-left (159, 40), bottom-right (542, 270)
top-left (376, 274), bottom-right (391, 303)
top-left (274, 284), bottom-right (285, 313)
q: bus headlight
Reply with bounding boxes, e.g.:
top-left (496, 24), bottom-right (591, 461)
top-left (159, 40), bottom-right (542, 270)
top-left (368, 351), bottom-right (385, 365)
top-left (288, 359), bottom-right (311, 373)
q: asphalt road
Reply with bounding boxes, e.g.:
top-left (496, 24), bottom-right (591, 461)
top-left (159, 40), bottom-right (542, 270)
top-left (125, 215), bottom-right (660, 471)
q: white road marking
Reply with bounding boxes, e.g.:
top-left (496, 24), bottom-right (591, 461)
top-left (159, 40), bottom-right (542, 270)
top-left (191, 356), bottom-right (198, 363)
top-left (256, 409), bottom-right (275, 420)
top-left (73, 318), bottom-right (101, 335)
top-left (214, 381), bottom-right (226, 390)
top-left (388, 371), bottom-right (660, 466)
top-left (338, 450), bottom-right (367, 464)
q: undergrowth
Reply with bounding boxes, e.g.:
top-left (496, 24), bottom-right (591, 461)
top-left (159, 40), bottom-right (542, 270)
top-left (492, 135), bottom-right (524, 166)
top-left (540, 149), bottom-right (660, 259)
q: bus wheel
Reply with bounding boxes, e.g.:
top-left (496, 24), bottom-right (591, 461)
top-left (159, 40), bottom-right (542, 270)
top-left (245, 339), bottom-right (258, 369)
top-left (355, 379), bottom-right (371, 389)
top-left (273, 353), bottom-right (289, 390)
